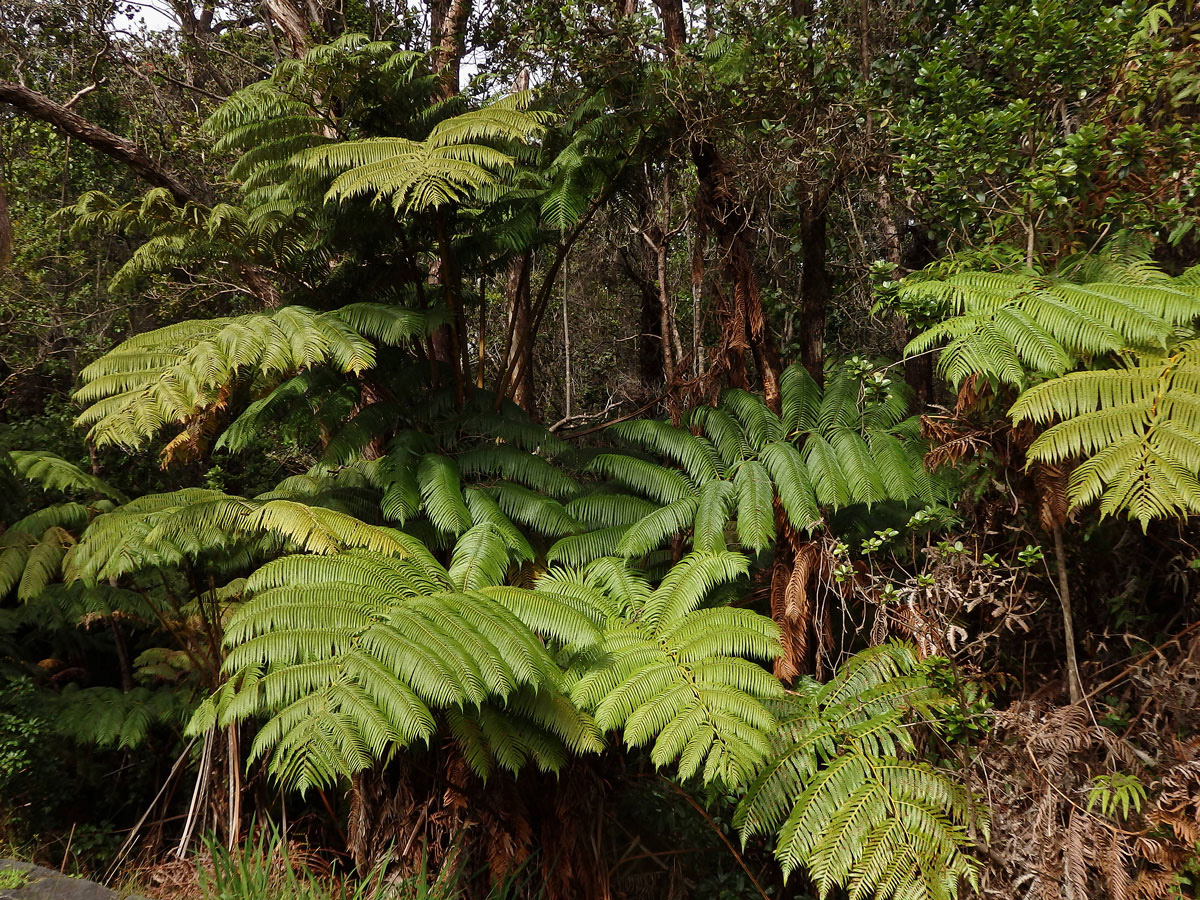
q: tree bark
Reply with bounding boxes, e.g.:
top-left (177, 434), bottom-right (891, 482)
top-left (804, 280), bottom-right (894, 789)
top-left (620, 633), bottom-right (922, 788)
top-left (0, 81), bottom-right (199, 205)
top-left (797, 200), bottom-right (829, 384)
top-left (0, 178), bottom-right (10, 270)
top-left (431, 0), bottom-right (472, 97)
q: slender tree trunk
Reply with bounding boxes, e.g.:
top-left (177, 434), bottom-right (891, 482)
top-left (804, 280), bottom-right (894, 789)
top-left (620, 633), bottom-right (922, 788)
top-left (653, 0), bottom-right (781, 411)
top-left (561, 252), bottom-right (572, 419)
top-left (501, 69), bottom-right (537, 415)
top-left (0, 178), bottom-right (10, 270)
top-left (1051, 521), bottom-right (1084, 704)
top-left (797, 201), bottom-right (829, 384)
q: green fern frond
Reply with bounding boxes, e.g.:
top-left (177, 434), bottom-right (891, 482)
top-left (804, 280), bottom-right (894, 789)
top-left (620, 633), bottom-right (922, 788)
top-left (1011, 339), bottom-right (1200, 525)
top-left (735, 644), bottom-right (981, 900)
top-left (9, 450), bottom-right (127, 503)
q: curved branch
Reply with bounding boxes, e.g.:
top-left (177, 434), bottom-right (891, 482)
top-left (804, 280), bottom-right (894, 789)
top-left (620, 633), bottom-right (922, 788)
top-left (0, 81), bottom-right (199, 204)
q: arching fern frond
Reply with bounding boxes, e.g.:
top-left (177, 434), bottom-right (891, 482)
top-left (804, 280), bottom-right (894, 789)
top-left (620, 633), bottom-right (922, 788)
top-left (1011, 339), bottom-right (1200, 525)
top-left (735, 643), bottom-right (982, 900)
top-left (563, 553), bottom-right (783, 785)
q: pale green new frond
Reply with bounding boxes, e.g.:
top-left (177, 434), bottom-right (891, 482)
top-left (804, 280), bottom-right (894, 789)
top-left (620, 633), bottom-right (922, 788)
top-left (585, 454), bottom-right (694, 504)
top-left (607, 419), bottom-right (723, 482)
top-left (734, 460), bottom-right (775, 551)
top-left (75, 305), bottom-right (437, 450)
top-left (213, 547), bottom-right (588, 791)
top-left (418, 454), bottom-right (473, 536)
top-left (693, 480), bottom-right (736, 553)
top-left (559, 555), bottom-right (782, 785)
top-left (905, 259), bottom-right (1200, 386)
top-left (616, 497), bottom-right (698, 557)
top-left (456, 444), bottom-right (579, 499)
top-left (448, 524), bottom-right (511, 589)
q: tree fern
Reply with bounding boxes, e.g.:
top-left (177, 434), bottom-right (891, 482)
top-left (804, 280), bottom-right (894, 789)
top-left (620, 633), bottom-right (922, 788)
top-left (1011, 339), bottom-right (1200, 525)
top-left (74, 305), bottom-right (438, 452)
top-left (8, 450), bottom-right (127, 502)
top-left (559, 367), bottom-right (934, 561)
top-left (735, 644), bottom-right (982, 900)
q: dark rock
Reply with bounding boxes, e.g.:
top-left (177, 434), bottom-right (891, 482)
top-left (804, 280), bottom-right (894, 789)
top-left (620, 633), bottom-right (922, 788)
top-left (0, 860), bottom-right (149, 900)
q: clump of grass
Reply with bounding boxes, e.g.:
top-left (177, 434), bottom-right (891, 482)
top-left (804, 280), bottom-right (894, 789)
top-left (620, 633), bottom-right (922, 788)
top-left (198, 832), bottom-right (382, 900)
top-left (0, 868), bottom-right (29, 890)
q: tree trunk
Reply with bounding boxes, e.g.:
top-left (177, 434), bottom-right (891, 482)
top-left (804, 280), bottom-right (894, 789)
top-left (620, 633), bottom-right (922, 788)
top-left (797, 201), bottom-right (829, 385)
top-left (652, 0), bottom-right (781, 412)
top-left (1052, 521), bottom-right (1085, 704)
top-left (0, 178), bottom-right (10, 270)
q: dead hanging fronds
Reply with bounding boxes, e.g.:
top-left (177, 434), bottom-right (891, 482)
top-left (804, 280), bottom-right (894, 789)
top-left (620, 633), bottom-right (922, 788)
top-left (769, 536), bottom-right (840, 682)
top-left (1034, 462), bottom-right (1072, 533)
top-left (973, 629), bottom-right (1200, 900)
top-left (922, 414), bottom-right (1000, 470)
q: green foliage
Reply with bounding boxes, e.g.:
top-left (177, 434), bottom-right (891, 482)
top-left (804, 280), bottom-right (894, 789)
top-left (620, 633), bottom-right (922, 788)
top-left (73, 305), bottom-right (439, 452)
top-left (561, 552), bottom-right (784, 785)
top-left (567, 365), bottom-right (935, 560)
top-left (203, 539), bottom-right (604, 791)
top-left (1011, 338), bottom-right (1200, 524)
top-left (904, 256), bottom-right (1200, 387)
top-left (199, 830), bottom-right (386, 900)
top-left (1086, 773), bottom-right (1147, 821)
top-left (303, 94), bottom-right (549, 213)
top-left (735, 644), bottom-right (982, 900)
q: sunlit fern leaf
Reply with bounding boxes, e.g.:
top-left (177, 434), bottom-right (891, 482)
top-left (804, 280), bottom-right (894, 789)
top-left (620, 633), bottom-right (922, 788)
top-left (735, 643), bottom-right (982, 900)
top-left (584, 454), bottom-right (694, 504)
top-left (607, 419), bottom-right (724, 482)
top-left (18, 527), bottom-right (75, 602)
top-left (302, 97), bottom-right (547, 213)
top-left (487, 481), bottom-right (580, 538)
top-left (561, 553), bottom-right (782, 785)
top-left (66, 488), bottom-right (427, 584)
top-left (693, 480), bottom-right (737, 553)
top-left (546, 526), bottom-right (628, 566)
top-left (9, 450), bottom-right (127, 503)
top-left (758, 442), bottom-right (822, 532)
top-left (904, 261), bottom-right (1200, 387)
top-left (463, 487), bottom-right (534, 560)
top-left (418, 454), bottom-right (473, 536)
top-left (207, 547), bottom-right (601, 790)
top-left (448, 524), bottom-right (512, 589)
top-left (616, 497), bottom-right (698, 557)
top-left (456, 444), bottom-right (579, 500)
top-left (74, 305), bottom-right (439, 451)
top-left (565, 493), bottom-right (658, 529)
top-left (1011, 339), bottom-right (1200, 525)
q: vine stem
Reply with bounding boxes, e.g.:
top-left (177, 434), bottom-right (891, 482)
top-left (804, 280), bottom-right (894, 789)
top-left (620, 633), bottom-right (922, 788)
top-left (661, 778), bottom-right (772, 900)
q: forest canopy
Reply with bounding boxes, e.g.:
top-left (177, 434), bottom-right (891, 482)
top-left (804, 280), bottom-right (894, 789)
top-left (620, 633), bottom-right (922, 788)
top-left (1, 1), bottom-right (1199, 899)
